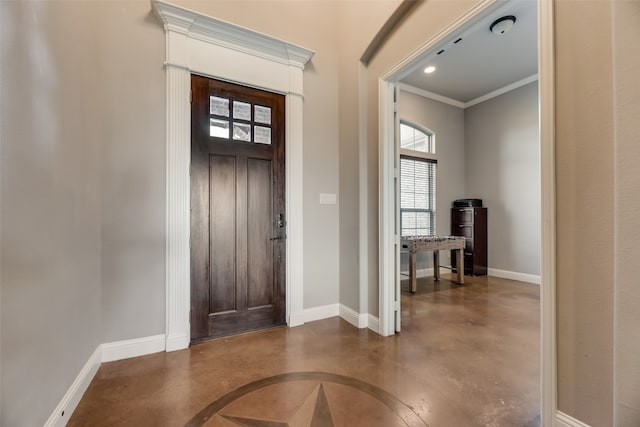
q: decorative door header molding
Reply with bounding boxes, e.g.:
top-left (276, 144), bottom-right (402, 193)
top-left (151, 0), bottom-right (313, 350)
top-left (152, 0), bottom-right (314, 70)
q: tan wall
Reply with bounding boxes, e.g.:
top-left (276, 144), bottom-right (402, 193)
top-left (176, 1), bottom-right (345, 309)
top-left (555, 1), bottom-right (615, 424)
top-left (613, 0), bottom-right (640, 425)
top-left (177, 1), bottom-right (400, 313)
top-left (337, 1), bottom-right (401, 312)
top-left (365, 2), bottom-right (637, 426)
top-left (364, 0), bottom-right (480, 315)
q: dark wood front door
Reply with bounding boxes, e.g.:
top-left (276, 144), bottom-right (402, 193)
top-left (190, 75), bottom-right (286, 342)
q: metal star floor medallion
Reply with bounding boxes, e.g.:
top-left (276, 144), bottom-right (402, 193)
top-left (185, 372), bottom-right (428, 427)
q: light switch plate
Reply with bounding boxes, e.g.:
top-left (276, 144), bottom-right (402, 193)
top-left (319, 193), bottom-right (337, 204)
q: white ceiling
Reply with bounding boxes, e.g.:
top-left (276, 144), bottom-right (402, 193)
top-left (399, 0), bottom-right (538, 104)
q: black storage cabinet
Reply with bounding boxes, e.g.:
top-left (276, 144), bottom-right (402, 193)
top-left (451, 207), bottom-right (487, 276)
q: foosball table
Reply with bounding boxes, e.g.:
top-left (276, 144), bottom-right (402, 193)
top-left (400, 235), bottom-right (466, 292)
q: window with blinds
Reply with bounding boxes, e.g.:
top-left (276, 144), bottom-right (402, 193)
top-left (400, 157), bottom-right (436, 237)
top-left (400, 122), bottom-right (434, 153)
top-left (399, 122), bottom-right (436, 237)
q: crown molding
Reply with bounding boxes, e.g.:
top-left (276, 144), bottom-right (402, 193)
top-left (465, 74), bottom-right (538, 108)
top-left (397, 83), bottom-right (466, 108)
top-left (151, 0), bottom-right (314, 69)
top-left (399, 73), bottom-right (539, 110)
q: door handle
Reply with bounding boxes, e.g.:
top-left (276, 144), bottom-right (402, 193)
top-left (270, 235), bottom-right (286, 241)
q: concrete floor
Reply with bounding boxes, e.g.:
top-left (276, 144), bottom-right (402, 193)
top-left (70, 274), bottom-right (540, 426)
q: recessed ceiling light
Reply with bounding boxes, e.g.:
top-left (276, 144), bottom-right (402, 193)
top-left (424, 66), bottom-right (436, 74)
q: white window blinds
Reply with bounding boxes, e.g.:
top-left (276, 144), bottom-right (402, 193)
top-left (400, 157), bottom-right (436, 237)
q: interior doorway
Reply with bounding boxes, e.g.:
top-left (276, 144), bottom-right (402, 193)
top-left (383, 0), bottom-right (540, 332)
top-left (377, 0), bottom-right (557, 424)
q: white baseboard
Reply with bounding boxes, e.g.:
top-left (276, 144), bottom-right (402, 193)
top-left (488, 268), bottom-right (541, 285)
top-left (402, 267), bottom-right (433, 277)
top-left (102, 334), bottom-right (166, 363)
top-left (165, 331), bottom-right (190, 352)
top-left (44, 346), bottom-right (102, 427)
top-left (46, 334), bottom-right (169, 426)
top-left (48, 308), bottom-right (387, 427)
top-left (291, 303), bottom-right (381, 335)
top-left (416, 267), bottom-right (434, 276)
top-left (288, 311), bottom-right (304, 327)
top-left (290, 303), bottom-right (340, 326)
top-left (367, 314), bottom-right (380, 333)
top-left (291, 303), bottom-right (378, 332)
top-left (403, 267), bottom-right (451, 278)
top-left (339, 304), bottom-right (368, 328)
top-left (556, 411), bottom-right (591, 427)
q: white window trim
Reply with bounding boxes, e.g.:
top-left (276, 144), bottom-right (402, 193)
top-left (152, 0), bottom-right (314, 351)
top-left (399, 149), bottom-right (436, 161)
top-left (400, 119), bottom-right (436, 157)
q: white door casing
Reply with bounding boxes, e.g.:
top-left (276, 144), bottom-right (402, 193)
top-left (152, 0), bottom-right (314, 351)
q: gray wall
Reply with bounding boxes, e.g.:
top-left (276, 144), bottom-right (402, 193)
top-left (398, 83), bottom-right (540, 279)
top-left (398, 90), bottom-right (466, 271)
top-left (464, 82), bottom-right (540, 276)
top-left (98, 2), bottom-right (166, 343)
top-left (1, 3), bottom-right (103, 425)
top-left (0, 1), bottom-right (390, 423)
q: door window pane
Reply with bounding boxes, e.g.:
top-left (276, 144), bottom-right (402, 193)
top-left (210, 119), bottom-right (230, 138)
top-left (254, 105), bottom-right (272, 125)
top-left (210, 96), bottom-right (230, 117)
top-left (254, 126), bottom-right (271, 144)
top-left (233, 101), bottom-right (251, 121)
top-left (233, 123), bottom-right (251, 141)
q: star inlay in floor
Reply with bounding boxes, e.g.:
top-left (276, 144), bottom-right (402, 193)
top-left (69, 275), bottom-right (540, 427)
top-left (186, 372), bottom-right (428, 427)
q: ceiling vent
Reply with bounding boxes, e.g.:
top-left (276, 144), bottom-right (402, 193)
top-left (490, 15), bottom-right (516, 35)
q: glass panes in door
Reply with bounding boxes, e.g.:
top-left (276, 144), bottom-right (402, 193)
top-left (208, 96), bottom-right (273, 145)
